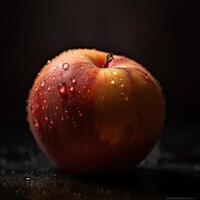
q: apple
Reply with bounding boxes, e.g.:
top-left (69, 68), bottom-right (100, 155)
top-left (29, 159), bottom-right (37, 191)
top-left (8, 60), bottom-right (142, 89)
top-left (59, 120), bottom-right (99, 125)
top-left (27, 49), bottom-right (165, 174)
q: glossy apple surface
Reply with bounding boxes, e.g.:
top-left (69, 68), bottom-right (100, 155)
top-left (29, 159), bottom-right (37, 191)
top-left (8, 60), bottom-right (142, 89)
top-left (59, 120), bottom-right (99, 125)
top-left (27, 49), bottom-right (165, 174)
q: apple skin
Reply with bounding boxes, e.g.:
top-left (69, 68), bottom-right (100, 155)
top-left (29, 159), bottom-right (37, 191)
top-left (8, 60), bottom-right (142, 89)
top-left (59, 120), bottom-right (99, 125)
top-left (27, 49), bottom-right (165, 174)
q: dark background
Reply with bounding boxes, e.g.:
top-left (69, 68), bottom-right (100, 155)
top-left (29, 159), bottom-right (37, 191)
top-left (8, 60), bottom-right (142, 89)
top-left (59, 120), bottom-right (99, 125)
top-left (1, 0), bottom-right (199, 125)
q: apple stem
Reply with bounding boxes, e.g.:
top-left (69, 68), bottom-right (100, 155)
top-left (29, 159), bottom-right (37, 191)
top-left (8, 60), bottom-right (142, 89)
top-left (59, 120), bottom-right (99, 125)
top-left (103, 53), bottom-right (114, 68)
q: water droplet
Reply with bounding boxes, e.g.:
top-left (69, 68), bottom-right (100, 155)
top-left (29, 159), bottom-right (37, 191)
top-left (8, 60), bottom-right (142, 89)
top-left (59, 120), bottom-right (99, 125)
top-left (47, 60), bottom-right (51, 64)
top-left (55, 106), bottom-right (58, 110)
top-left (144, 73), bottom-right (149, 80)
top-left (120, 84), bottom-right (124, 88)
top-left (71, 78), bottom-right (76, 84)
top-left (63, 63), bottom-right (69, 70)
top-left (43, 99), bottom-right (47, 104)
top-left (64, 110), bottom-right (68, 114)
top-left (37, 72), bottom-right (41, 77)
top-left (124, 95), bottom-right (129, 101)
top-left (112, 71), bottom-right (118, 75)
top-left (53, 66), bottom-right (57, 70)
top-left (101, 96), bottom-right (105, 99)
top-left (52, 76), bottom-right (55, 80)
top-left (47, 86), bottom-right (51, 91)
top-left (24, 177), bottom-right (31, 181)
top-left (41, 81), bottom-right (45, 87)
top-left (110, 80), bottom-right (115, 84)
top-left (58, 83), bottom-right (67, 97)
top-left (69, 86), bottom-right (74, 92)
top-left (30, 104), bottom-right (34, 110)
top-left (78, 111), bottom-right (83, 117)
top-left (50, 120), bottom-right (54, 124)
top-left (35, 122), bottom-right (39, 128)
top-left (44, 116), bottom-right (48, 122)
top-left (61, 116), bottom-right (64, 121)
top-left (34, 87), bottom-right (38, 91)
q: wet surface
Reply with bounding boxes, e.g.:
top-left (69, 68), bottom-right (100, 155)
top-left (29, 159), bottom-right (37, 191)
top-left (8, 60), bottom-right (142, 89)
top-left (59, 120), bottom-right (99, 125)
top-left (0, 124), bottom-right (200, 199)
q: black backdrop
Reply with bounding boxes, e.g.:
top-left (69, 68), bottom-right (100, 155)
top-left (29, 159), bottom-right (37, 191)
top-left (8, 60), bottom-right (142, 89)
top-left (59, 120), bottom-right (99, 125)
top-left (1, 0), bottom-right (200, 126)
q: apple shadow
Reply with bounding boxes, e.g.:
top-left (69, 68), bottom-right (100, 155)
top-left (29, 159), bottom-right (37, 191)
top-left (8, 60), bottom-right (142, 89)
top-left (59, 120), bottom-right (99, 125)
top-left (54, 167), bottom-right (200, 197)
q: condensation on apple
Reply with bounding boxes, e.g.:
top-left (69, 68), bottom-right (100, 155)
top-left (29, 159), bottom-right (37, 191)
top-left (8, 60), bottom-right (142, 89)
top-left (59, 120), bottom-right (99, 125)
top-left (27, 49), bottom-right (165, 174)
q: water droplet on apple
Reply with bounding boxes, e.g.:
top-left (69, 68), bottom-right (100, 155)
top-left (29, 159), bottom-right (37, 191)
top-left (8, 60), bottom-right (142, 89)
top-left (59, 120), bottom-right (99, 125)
top-left (52, 76), bottom-right (55, 80)
top-left (71, 78), bottom-right (76, 84)
top-left (47, 60), bottom-right (51, 64)
top-left (63, 63), bottom-right (69, 70)
top-left (44, 116), bottom-right (49, 122)
top-left (110, 80), bottom-right (115, 84)
top-left (124, 95), bottom-right (129, 101)
top-left (61, 116), bottom-right (64, 121)
top-left (60, 72), bottom-right (64, 77)
top-left (144, 73), bottom-right (149, 80)
top-left (47, 86), bottom-right (51, 91)
top-left (41, 81), bottom-right (45, 87)
top-left (50, 120), bottom-right (54, 124)
top-left (55, 106), bottom-right (58, 110)
top-left (78, 111), bottom-right (83, 117)
top-left (34, 120), bottom-right (39, 128)
top-left (53, 66), bottom-right (57, 70)
top-left (43, 99), bottom-right (47, 104)
top-left (112, 71), bottom-right (118, 75)
top-left (73, 121), bottom-right (77, 126)
top-left (69, 86), bottom-right (74, 92)
top-left (34, 86), bottom-right (38, 91)
top-left (58, 83), bottom-right (67, 97)
top-left (120, 84), bottom-right (124, 88)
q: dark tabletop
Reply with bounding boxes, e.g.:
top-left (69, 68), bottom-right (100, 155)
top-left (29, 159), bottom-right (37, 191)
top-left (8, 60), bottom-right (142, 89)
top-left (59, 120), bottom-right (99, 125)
top-left (0, 124), bottom-right (200, 200)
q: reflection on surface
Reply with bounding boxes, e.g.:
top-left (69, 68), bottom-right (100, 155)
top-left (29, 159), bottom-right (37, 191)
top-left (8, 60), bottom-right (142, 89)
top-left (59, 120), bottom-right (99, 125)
top-left (0, 168), bottom-right (199, 200)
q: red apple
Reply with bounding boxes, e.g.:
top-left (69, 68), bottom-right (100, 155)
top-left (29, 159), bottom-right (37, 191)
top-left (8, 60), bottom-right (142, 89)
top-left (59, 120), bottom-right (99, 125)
top-left (27, 49), bottom-right (165, 174)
